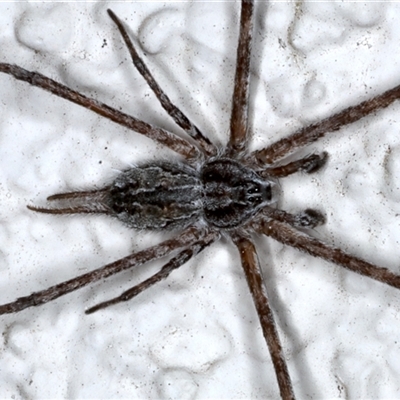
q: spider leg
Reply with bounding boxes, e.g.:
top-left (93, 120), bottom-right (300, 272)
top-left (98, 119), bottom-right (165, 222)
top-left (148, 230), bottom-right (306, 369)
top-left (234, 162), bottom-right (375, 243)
top-left (86, 232), bottom-right (219, 314)
top-left (0, 64), bottom-right (199, 159)
top-left (227, 0), bottom-right (254, 155)
top-left (261, 206), bottom-right (325, 229)
top-left (260, 152), bottom-right (328, 178)
top-left (255, 218), bottom-right (400, 289)
top-left (253, 84), bottom-right (400, 164)
top-left (107, 9), bottom-right (216, 157)
top-left (232, 235), bottom-right (295, 400)
top-left (0, 226), bottom-right (206, 315)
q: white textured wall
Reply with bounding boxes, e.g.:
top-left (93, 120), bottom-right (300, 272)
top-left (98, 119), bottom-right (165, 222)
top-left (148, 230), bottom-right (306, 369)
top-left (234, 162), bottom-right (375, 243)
top-left (1, 2), bottom-right (400, 399)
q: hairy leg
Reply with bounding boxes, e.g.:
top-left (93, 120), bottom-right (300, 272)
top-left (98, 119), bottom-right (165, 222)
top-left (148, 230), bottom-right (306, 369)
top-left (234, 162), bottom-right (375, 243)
top-left (107, 9), bottom-right (216, 157)
top-left (260, 152), bottom-right (328, 178)
top-left (0, 65), bottom-right (199, 159)
top-left (227, 0), bottom-right (254, 155)
top-left (86, 231), bottom-right (219, 314)
top-left (232, 235), bottom-right (295, 400)
top-left (260, 207), bottom-right (326, 229)
top-left (254, 84), bottom-right (400, 164)
top-left (0, 226), bottom-right (206, 315)
top-left (254, 218), bottom-right (400, 289)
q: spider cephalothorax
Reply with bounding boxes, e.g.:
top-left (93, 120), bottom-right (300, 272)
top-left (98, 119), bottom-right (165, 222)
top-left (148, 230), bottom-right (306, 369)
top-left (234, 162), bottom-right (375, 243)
top-left (1, 2), bottom-right (400, 400)
top-left (201, 159), bottom-right (276, 228)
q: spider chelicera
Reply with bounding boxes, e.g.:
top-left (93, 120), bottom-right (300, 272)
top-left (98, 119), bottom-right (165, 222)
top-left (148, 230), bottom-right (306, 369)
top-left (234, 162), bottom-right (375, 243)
top-left (1, 2), bottom-right (400, 399)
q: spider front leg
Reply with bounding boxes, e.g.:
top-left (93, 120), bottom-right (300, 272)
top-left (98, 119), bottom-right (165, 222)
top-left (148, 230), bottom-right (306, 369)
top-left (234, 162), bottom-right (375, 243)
top-left (261, 206), bottom-right (325, 229)
top-left (232, 234), bottom-right (295, 400)
top-left (253, 83), bottom-right (400, 164)
top-left (260, 152), bottom-right (328, 178)
top-left (254, 218), bottom-right (400, 289)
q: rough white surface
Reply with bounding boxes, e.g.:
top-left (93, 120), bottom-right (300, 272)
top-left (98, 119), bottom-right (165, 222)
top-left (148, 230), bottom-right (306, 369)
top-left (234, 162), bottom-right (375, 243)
top-left (1, 2), bottom-right (400, 399)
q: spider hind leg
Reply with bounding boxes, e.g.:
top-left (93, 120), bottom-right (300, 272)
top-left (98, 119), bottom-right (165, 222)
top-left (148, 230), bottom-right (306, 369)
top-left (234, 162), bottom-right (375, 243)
top-left (85, 233), bottom-right (218, 314)
top-left (0, 226), bottom-right (209, 315)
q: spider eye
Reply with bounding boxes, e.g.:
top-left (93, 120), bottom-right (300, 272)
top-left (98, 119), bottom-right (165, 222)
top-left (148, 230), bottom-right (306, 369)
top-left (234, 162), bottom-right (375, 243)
top-left (248, 186), bottom-right (260, 194)
top-left (204, 171), bottom-right (216, 180)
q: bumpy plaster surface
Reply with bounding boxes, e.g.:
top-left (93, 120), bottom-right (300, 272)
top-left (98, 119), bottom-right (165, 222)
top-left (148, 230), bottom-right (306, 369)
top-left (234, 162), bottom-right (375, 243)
top-left (1, 2), bottom-right (400, 399)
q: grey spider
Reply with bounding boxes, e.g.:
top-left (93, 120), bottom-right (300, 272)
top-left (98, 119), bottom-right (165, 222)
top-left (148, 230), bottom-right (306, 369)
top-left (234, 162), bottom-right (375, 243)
top-left (1, 2), bottom-right (400, 399)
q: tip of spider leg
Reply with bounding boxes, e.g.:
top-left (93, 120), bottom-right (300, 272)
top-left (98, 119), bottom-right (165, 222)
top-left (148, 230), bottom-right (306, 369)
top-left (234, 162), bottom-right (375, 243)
top-left (303, 151), bottom-right (329, 174)
top-left (84, 306), bottom-right (96, 315)
top-left (106, 9), bottom-right (116, 19)
top-left (294, 209), bottom-right (326, 228)
top-left (85, 298), bottom-right (108, 314)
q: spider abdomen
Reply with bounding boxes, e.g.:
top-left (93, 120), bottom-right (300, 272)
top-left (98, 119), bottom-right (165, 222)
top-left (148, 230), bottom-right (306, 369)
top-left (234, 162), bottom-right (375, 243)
top-left (109, 162), bottom-right (202, 230)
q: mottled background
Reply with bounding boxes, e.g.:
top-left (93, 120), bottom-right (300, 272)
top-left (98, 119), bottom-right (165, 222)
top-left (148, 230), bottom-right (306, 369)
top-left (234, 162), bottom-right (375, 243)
top-left (1, 2), bottom-right (400, 399)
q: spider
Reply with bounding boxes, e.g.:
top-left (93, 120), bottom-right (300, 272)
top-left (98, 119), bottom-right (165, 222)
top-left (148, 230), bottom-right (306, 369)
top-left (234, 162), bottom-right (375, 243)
top-left (1, 2), bottom-right (400, 399)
